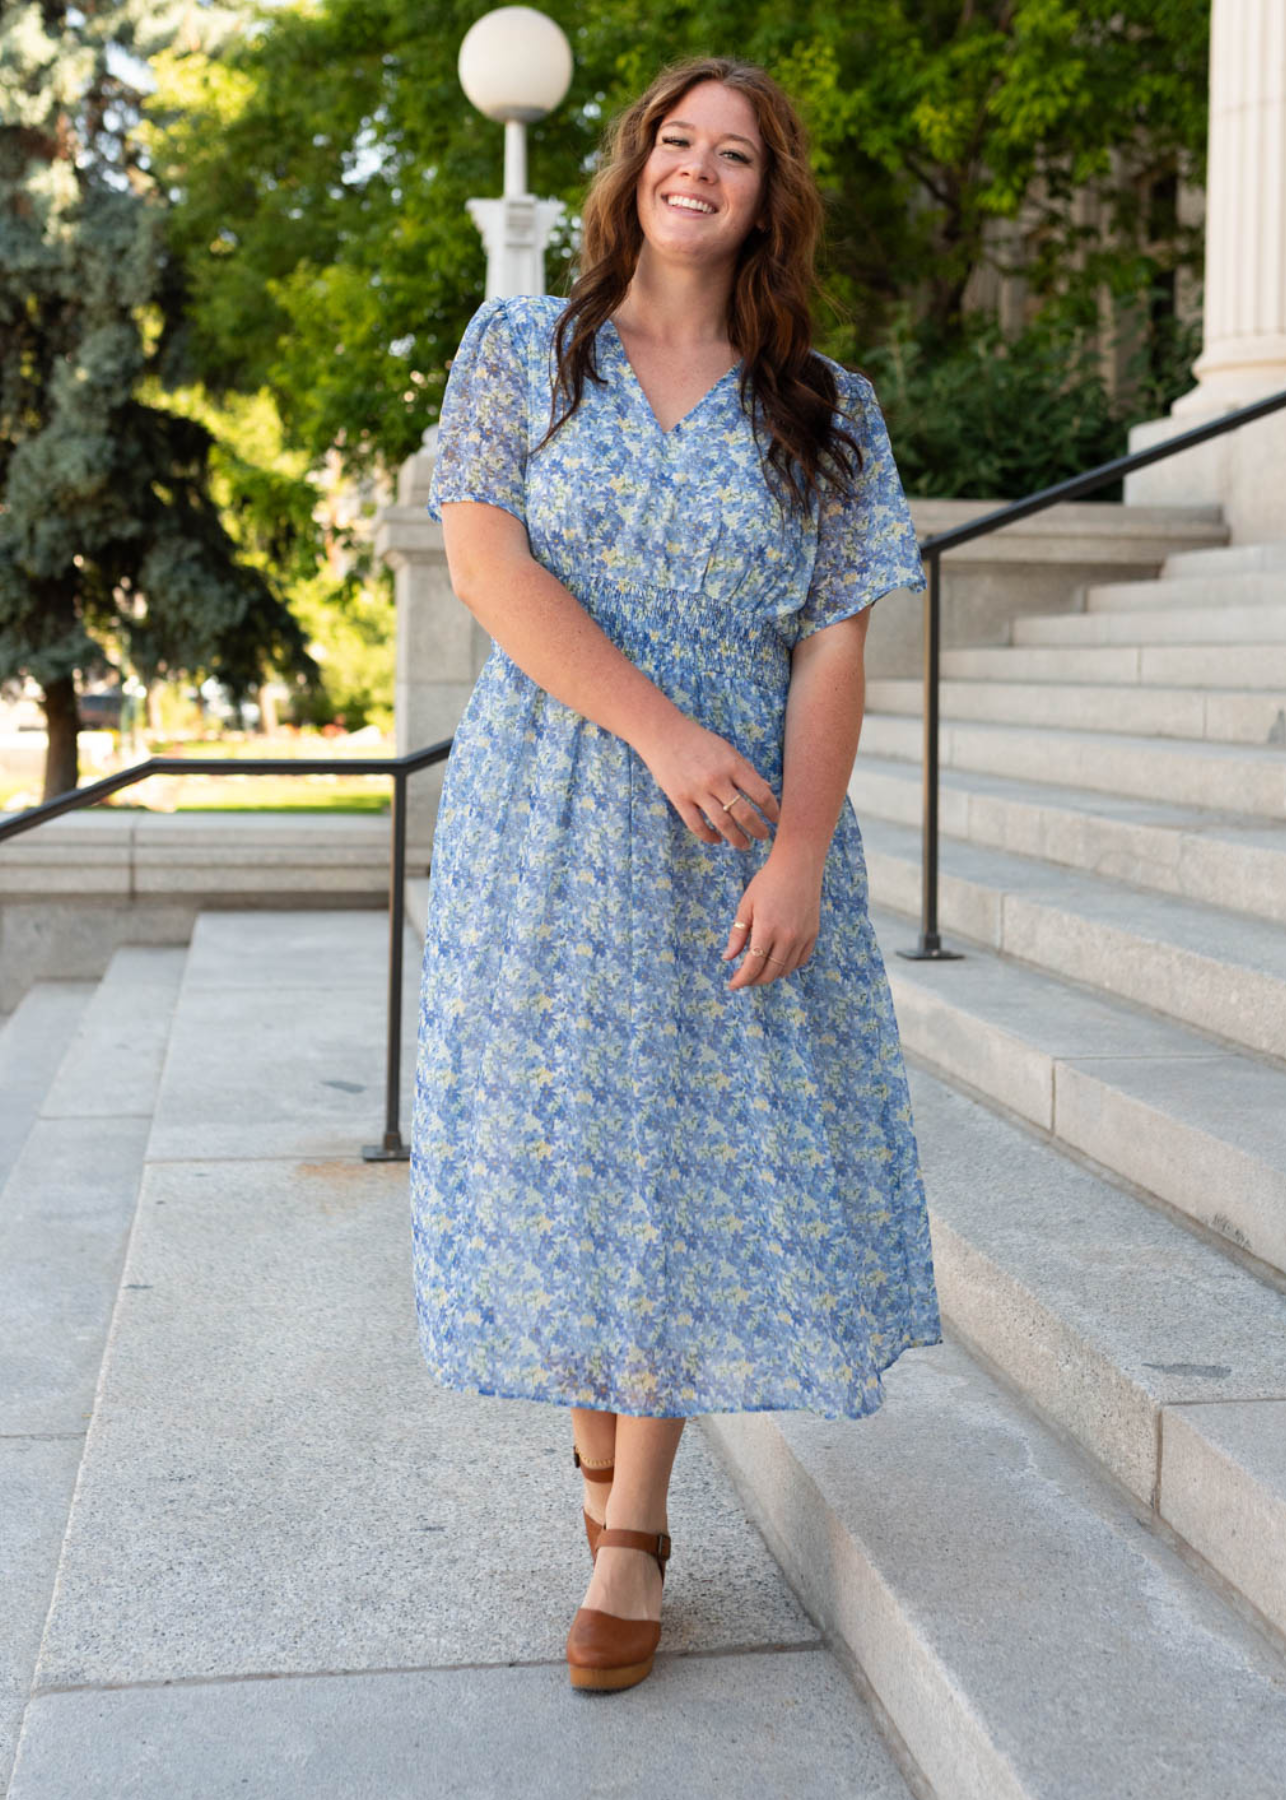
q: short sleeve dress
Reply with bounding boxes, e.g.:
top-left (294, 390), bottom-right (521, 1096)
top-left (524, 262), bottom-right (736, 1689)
top-left (410, 292), bottom-right (942, 1422)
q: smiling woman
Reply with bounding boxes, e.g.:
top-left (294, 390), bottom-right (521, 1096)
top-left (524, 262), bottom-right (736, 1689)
top-left (409, 54), bottom-right (940, 1698)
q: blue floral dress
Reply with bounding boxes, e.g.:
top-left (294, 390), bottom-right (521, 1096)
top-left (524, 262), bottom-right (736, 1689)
top-left (410, 292), bottom-right (942, 1421)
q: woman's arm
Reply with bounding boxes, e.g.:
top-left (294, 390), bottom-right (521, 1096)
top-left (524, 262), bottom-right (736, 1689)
top-left (441, 501), bottom-right (782, 850)
top-left (440, 500), bottom-right (689, 755)
top-left (769, 607), bottom-right (871, 884)
top-left (760, 359), bottom-right (919, 895)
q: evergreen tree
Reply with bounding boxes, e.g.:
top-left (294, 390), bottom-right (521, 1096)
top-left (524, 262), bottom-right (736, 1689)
top-left (0, 0), bottom-right (321, 802)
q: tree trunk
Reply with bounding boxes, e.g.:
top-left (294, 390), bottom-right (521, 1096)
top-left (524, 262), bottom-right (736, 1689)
top-left (42, 674), bottom-right (80, 801)
top-left (256, 681), bottom-right (278, 735)
top-left (146, 679), bottom-right (165, 736)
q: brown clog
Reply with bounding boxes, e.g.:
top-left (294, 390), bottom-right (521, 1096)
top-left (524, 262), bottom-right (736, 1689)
top-left (566, 1526), bottom-right (672, 1692)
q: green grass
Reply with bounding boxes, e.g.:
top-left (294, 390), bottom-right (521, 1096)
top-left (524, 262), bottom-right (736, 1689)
top-left (111, 796), bottom-right (391, 814)
top-left (3, 783), bottom-right (394, 815)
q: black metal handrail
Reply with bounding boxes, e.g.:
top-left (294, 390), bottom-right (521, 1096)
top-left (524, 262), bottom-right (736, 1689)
top-left (897, 383), bottom-right (1286, 964)
top-left (0, 745), bottom-right (452, 1162)
top-left (3, 383), bottom-right (1284, 1152)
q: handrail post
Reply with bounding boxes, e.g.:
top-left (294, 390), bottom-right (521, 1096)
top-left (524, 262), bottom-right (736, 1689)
top-left (364, 766), bottom-right (411, 1160)
top-left (898, 545), bottom-right (963, 964)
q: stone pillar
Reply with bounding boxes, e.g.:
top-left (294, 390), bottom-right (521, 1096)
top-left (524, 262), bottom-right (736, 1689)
top-left (1125, 0), bottom-right (1286, 541)
top-left (373, 428), bottom-right (493, 870)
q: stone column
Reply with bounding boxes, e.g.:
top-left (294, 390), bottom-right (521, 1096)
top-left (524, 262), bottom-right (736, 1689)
top-left (373, 428), bottom-right (493, 870)
top-left (1125, 0), bottom-right (1286, 541)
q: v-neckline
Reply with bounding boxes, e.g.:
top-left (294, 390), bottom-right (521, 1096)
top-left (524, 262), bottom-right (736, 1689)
top-left (602, 316), bottom-right (743, 438)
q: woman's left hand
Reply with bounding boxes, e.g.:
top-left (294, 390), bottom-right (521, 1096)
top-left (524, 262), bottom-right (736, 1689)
top-left (722, 850), bottom-right (824, 989)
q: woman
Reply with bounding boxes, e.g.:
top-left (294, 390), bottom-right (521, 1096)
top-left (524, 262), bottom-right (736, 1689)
top-left (411, 55), bottom-right (942, 1695)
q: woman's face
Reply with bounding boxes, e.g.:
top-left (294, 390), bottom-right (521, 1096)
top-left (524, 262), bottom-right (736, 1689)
top-left (636, 80), bottom-right (767, 268)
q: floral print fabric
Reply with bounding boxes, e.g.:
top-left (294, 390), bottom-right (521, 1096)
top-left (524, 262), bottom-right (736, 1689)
top-left (410, 292), bottom-right (942, 1420)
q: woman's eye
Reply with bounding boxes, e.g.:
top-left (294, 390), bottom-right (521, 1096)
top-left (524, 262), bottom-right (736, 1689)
top-left (659, 134), bottom-right (750, 163)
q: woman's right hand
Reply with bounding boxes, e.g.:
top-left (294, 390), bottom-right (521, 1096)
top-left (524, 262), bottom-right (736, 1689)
top-left (637, 718), bottom-right (781, 850)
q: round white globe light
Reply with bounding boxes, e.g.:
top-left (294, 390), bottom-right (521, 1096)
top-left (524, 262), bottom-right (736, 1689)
top-left (458, 7), bottom-right (573, 124)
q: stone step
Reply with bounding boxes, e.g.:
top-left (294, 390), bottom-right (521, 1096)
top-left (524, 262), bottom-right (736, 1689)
top-left (0, 945), bottom-right (186, 1792)
top-left (898, 1052), bottom-right (1286, 1647)
top-left (867, 898), bottom-right (1286, 1279)
top-left (848, 752), bottom-right (1286, 924)
top-left (10, 913), bottom-right (913, 1799)
top-left (1013, 602), bottom-right (1286, 645)
top-left (1163, 541), bottom-right (1286, 578)
top-left (0, 946), bottom-right (186, 1439)
top-left (0, 980), bottom-right (97, 1196)
top-left (859, 713), bottom-right (1286, 818)
top-left (0, 809), bottom-right (392, 907)
top-left (939, 641), bottom-right (1286, 688)
top-left (857, 811), bottom-right (1286, 1060)
top-left (142, 908), bottom-right (421, 1163)
top-left (865, 676), bottom-right (1286, 746)
top-left (706, 1316), bottom-right (1286, 1800)
top-left (1084, 571), bottom-right (1286, 610)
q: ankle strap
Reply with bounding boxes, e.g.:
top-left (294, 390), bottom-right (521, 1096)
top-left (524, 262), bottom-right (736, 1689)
top-left (592, 1526), bottom-right (671, 1580)
top-left (573, 1446), bottom-right (615, 1481)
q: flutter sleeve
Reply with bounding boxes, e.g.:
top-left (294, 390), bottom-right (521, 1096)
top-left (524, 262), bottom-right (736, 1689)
top-left (426, 296), bottom-right (529, 526)
top-left (794, 366), bottom-right (925, 643)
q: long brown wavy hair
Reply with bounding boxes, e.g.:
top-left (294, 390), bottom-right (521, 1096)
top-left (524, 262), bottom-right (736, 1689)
top-left (531, 56), bottom-right (865, 516)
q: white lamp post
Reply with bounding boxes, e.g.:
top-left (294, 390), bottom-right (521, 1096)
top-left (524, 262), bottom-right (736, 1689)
top-left (457, 5), bottom-right (573, 299)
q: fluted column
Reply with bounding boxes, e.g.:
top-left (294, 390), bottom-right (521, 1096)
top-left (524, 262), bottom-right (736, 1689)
top-left (1125, 0), bottom-right (1286, 540)
top-left (1179, 0), bottom-right (1286, 409)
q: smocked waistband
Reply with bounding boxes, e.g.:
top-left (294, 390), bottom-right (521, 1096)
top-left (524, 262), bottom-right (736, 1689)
top-left (570, 574), bottom-right (790, 690)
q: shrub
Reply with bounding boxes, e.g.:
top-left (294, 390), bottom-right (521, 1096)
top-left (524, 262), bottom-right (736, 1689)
top-left (860, 302), bottom-right (1203, 502)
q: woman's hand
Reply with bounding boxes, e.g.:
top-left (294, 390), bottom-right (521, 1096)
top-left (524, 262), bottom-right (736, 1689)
top-left (722, 847), bottom-right (825, 989)
top-left (638, 718), bottom-right (780, 849)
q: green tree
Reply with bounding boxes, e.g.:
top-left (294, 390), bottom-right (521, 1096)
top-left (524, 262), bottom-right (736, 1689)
top-left (786, 0), bottom-right (1207, 350)
top-left (146, 0), bottom-right (1208, 482)
top-left (0, 0), bottom-right (323, 803)
top-left (142, 375), bottom-right (394, 731)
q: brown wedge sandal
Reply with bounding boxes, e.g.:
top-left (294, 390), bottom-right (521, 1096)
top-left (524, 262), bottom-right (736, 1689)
top-left (565, 1526), bottom-right (672, 1692)
top-left (573, 1444), bottom-right (614, 1556)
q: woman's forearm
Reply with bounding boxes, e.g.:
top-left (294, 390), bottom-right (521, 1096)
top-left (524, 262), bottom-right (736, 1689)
top-left (446, 516), bottom-right (687, 756)
top-left (772, 630), bottom-right (867, 881)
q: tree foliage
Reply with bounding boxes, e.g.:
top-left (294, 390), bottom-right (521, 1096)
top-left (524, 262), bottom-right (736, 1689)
top-left (142, 371), bottom-right (395, 730)
top-left (146, 0), bottom-right (1209, 481)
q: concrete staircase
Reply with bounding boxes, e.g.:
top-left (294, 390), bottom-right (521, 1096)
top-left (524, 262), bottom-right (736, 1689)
top-left (701, 537), bottom-right (1286, 1795)
top-left (3, 538), bottom-right (1286, 1793)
